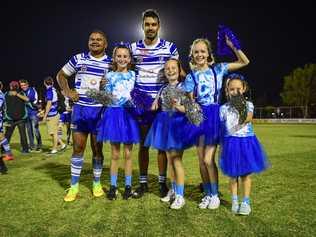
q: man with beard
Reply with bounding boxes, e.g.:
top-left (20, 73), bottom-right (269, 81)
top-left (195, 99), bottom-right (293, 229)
top-left (131, 9), bottom-right (181, 198)
top-left (57, 30), bottom-right (111, 202)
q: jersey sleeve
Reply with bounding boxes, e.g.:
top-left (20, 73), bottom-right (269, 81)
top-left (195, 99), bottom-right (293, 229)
top-left (62, 54), bottom-right (80, 76)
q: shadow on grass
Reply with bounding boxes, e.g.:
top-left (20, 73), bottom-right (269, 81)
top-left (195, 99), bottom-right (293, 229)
top-left (32, 161), bottom-right (208, 203)
top-left (290, 135), bottom-right (316, 139)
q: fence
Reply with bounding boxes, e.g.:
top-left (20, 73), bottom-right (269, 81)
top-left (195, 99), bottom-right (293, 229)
top-left (254, 106), bottom-right (316, 119)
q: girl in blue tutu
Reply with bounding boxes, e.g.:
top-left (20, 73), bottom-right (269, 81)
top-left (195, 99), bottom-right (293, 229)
top-left (145, 59), bottom-right (200, 209)
top-left (97, 45), bottom-right (140, 200)
top-left (183, 37), bottom-right (250, 209)
top-left (219, 73), bottom-right (269, 215)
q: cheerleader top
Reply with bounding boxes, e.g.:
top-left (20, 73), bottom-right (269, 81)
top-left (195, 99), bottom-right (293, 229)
top-left (104, 70), bottom-right (136, 107)
top-left (183, 63), bottom-right (228, 105)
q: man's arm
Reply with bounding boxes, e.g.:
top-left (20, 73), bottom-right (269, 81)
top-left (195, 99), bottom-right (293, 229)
top-left (56, 70), bottom-right (79, 101)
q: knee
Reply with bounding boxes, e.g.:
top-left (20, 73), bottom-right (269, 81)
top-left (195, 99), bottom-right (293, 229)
top-left (112, 153), bottom-right (120, 161)
top-left (203, 158), bottom-right (215, 167)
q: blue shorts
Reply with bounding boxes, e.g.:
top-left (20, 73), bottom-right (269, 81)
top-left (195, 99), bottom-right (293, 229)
top-left (60, 112), bottom-right (71, 123)
top-left (71, 104), bottom-right (103, 134)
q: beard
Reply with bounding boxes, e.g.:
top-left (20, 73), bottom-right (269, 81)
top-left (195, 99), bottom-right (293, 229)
top-left (145, 31), bottom-right (157, 41)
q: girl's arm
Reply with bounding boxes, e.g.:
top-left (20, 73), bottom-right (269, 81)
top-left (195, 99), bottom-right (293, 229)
top-left (243, 111), bottom-right (253, 124)
top-left (226, 36), bottom-right (250, 72)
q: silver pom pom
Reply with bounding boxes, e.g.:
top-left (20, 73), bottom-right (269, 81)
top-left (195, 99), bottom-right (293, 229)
top-left (161, 85), bottom-right (204, 126)
top-left (85, 89), bottom-right (113, 106)
top-left (182, 98), bottom-right (204, 126)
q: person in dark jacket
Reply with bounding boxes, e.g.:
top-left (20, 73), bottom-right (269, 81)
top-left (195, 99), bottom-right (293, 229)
top-left (4, 81), bottom-right (29, 153)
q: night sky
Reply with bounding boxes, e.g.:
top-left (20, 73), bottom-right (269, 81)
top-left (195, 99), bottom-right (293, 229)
top-left (2, 0), bottom-right (315, 105)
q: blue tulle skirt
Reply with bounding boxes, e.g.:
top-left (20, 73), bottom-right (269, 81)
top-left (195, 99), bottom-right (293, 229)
top-left (220, 136), bottom-right (270, 177)
top-left (145, 111), bottom-right (201, 151)
top-left (97, 107), bottom-right (140, 144)
top-left (198, 104), bottom-right (220, 146)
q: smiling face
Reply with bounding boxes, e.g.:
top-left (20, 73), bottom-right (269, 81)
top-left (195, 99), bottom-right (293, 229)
top-left (113, 47), bottom-right (131, 72)
top-left (88, 32), bottom-right (107, 56)
top-left (191, 41), bottom-right (209, 69)
top-left (227, 79), bottom-right (246, 98)
top-left (164, 59), bottom-right (180, 84)
top-left (143, 16), bottom-right (160, 41)
top-left (19, 82), bottom-right (29, 91)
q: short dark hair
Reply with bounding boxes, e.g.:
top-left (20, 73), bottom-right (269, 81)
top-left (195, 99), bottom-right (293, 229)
top-left (19, 79), bottom-right (29, 84)
top-left (90, 29), bottom-right (107, 41)
top-left (44, 76), bottom-right (54, 86)
top-left (0, 81), bottom-right (3, 90)
top-left (142, 9), bottom-right (160, 24)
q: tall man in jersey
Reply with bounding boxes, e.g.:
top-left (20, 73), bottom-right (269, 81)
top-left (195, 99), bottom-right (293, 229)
top-left (131, 9), bottom-right (180, 198)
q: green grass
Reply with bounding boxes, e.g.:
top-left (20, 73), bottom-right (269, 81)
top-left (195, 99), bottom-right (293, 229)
top-left (1, 124), bottom-right (316, 237)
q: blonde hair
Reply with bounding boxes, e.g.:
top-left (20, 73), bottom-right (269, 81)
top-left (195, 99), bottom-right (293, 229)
top-left (189, 38), bottom-right (215, 70)
top-left (111, 46), bottom-right (133, 72)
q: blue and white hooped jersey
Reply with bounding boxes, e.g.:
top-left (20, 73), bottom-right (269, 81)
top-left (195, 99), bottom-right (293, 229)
top-left (62, 52), bottom-right (112, 107)
top-left (104, 70), bottom-right (135, 107)
top-left (45, 86), bottom-right (58, 117)
top-left (25, 87), bottom-right (38, 113)
top-left (183, 63), bottom-right (228, 106)
top-left (220, 101), bottom-right (254, 137)
top-left (131, 38), bottom-right (179, 99)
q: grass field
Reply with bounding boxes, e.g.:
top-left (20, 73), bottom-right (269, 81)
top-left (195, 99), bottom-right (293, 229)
top-left (0, 124), bottom-right (316, 237)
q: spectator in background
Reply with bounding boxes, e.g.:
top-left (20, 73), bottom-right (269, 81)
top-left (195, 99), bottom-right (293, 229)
top-left (4, 81), bottom-right (29, 154)
top-left (19, 79), bottom-right (42, 152)
top-left (42, 76), bottom-right (66, 155)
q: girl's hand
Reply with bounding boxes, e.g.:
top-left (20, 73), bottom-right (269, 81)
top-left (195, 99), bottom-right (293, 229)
top-left (225, 35), bottom-right (235, 49)
top-left (151, 100), bottom-right (159, 111)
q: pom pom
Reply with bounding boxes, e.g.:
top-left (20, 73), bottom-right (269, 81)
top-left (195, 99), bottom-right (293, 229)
top-left (85, 89), bottom-right (113, 106)
top-left (161, 85), bottom-right (204, 126)
top-left (217, 24), bottom-right (242, 57)
top-left (182, 99), bottom-right (204, 126)
top-left (229, 92), bottom-right (247, 124)
top-left (130, 87), bottom-right (153, 111)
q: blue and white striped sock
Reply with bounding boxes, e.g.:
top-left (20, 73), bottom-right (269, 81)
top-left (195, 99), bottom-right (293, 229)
top-left (158, 175), bottom-right (166, 184)
top-left (139, 175), bottom-right (147, 184)
top-left (92, 157), bottom-right (103, 183)
top-left (70, 156), bottom-right (84, 186)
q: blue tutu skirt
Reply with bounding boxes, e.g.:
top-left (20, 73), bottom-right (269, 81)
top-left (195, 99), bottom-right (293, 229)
top-left (145, 111), bottom-right (201, 151)
top-left (97, 107), bottom-right (140, 144)
top-left (220, 136), bottom-right (270, 177)
top-left (198, 104), bottom-right (220, 146)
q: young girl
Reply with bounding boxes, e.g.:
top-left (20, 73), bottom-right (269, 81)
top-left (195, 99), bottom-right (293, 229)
top-left (183, 37), bottom-right (250, 209)
top-left (97, 45), bottom-right (140, 200)
top-left (145, 59), bottom-right (200, 209)
top-left (219, 73), bottom-right (269, 215)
